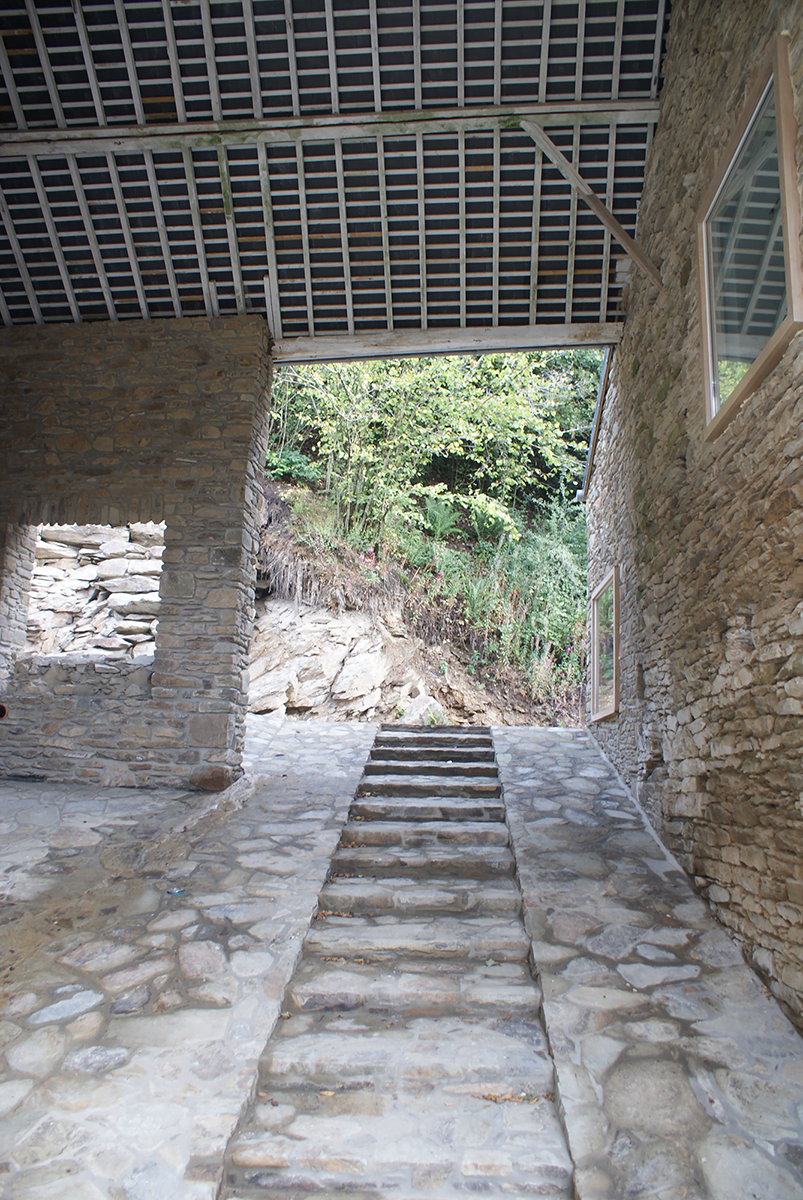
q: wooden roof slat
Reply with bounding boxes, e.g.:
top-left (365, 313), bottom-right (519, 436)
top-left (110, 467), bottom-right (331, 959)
top-left (325, 0), bottom-right (340, 116)
top-left (538, 0), bottom-right (552, 106)
top-left (258, 142), bottom-right (282, 338)
top-left (243, 0), bottom-right (263, 121)
top-left (295, 144), bottom-right (316, 336)
top-left (0, 281), bottom-right (12, 327)
top-left (652, 0), bottom-right (668, 99)
top-left (161, 0), bottom-right (186, 123)
top-left (284, 0), bottom-right (301, 118)
top-left (369, 0), bottom-right (382, 112)
top-left (458, 127), bottom-right (467, 326)
top-left (73, 1), bottom-right (107, 127)
top-left (416, 130), bottom-right (427, 329)
top-left (565, 125), bottom-right (580, 323)
top-left (611, 0), bottom-right (626, 101)
top-left (413, 0), bottom-right (423, 111)
top-left (492, 126), bottom-right (500, 325)
top-left (217, 146), bottom-right (246, 315)
top-left (599, 122), bottom-right (615, 320)
top-left (334, 139), bottom-right (354, 334)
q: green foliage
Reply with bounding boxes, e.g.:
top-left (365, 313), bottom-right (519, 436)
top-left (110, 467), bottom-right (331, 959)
top-left (267, 351), bottom-right (600, 702)
top-left (265, 448), bottom-right (322, 485)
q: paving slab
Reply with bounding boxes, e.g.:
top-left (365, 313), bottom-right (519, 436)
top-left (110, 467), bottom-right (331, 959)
top-left (0, 716), bottom-right (376, 1200)
top-left (494, 725), bottom-right (803, 1200)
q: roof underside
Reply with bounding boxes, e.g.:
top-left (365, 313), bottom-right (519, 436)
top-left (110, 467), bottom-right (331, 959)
top-left (0, 0), bottom-right (669, 361)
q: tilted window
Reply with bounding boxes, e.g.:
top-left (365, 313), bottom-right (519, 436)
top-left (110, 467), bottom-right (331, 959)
top-left (697, 38), bottom-right (803, 440)
top-left (590, 567), bottom-right (618, 721)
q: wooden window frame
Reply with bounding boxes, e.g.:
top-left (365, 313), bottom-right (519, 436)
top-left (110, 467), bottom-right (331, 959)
top-left (697, 36), bottom-right (803, 442)
top-left (589, 565), bottom-right (619, 722)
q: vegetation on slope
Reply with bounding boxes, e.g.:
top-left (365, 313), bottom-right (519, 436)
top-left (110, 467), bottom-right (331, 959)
top-left (262, 350), bottom-right (601, 716)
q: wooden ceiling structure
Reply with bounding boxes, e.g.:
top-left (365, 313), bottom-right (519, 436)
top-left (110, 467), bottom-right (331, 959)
top-left (0, 0), bottom-right (668, 362)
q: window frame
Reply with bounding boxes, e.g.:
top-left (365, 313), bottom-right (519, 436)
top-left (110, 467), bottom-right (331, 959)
top-left (697, 36), bottom-right (803, 442)
top-left (589, 565), bottom-right (619, 722)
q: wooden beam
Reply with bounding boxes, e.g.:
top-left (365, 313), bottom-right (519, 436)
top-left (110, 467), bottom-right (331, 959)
top-left (612, 0), bottom-right (625, 101)
top-left (284, 0), bottom-right (301, 118)
top-left (651, 0), bottom-right (668, 99)
top-left (416, 131), bottom-right (427, 329)
top-left (334, 140), bottom-right (355, 334)
top-left (575, 0), bottom-right (586, 103)
top-left (369, 0), bottom-right (382, 112)
top-left (529, 144), bottom-right (543, 321)
top-left (599, 123), bottom-right (615, 320)
top-left (0, 33), bottom-right (26, 130)
top-left (538, 0), bottom-right (552, 105)
top-left (257, 142), bottom-right (282, 337)
top-left (295, 144), bottom-right (316, 335)
top-left (182, 147), bottom-right (213, 317)
top-left (243, 0), bottom-right (263, 120)
top-left (457, 0), bottom-right (465, 107)
top-left (200, 0), bottom-right (222, 121)
top-left (565, 125), bottom-right (580, 322)
top-left (0, 282), bottom-right (12, 326)
top-left (106, 152), bottom-right (149, 318)
top-left (143, 149), bottom-right (182, 317)
top-left (112, 0), bottom-right (145, 126)
top-left (521, 119), bottom-right (662, 288)
top-left (0, 185), bottom-right (43, 323)
top-left (67, 154), bottom-right (117, 319)
top-left (161, 0), bottom-right (186, 123)
top-left (0, 99), bottom-right (660, 158)
top-left (493, 0), bottom-right (503, 107)
top-left (413, 0), bottom-right (422, 111)
top-left (273, 322), bottom-right (623, 364)
top-left (73, 1), bottom-right (106, 126)
top-left (458, 128), bottom-right (467, 326)
top-left (24, 0), bottom-right (65, 128)
top-left (492, 127), bottom-right (500, 325)
top-left (376, 135), bottom-right (393, 330)
top-left (217, 146), bottom-right (246, 314)
top-left (28, 154), bottom-right (82, 322)
top-left (324, 0), bottom-right (339, 114)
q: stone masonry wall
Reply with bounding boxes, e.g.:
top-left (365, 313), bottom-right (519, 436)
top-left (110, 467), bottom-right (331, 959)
top-left (0, 316), bottom-right (271, 790)
top-left (587, 0), bottom-right (803, 1023)
top-left (0, 524), bottom-right (36, 681)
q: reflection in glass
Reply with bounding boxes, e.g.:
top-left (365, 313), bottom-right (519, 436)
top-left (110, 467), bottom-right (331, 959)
top-left (706, 79), bottom-right (786, 412)
top-left (594, 580), bottom-right (615, 715)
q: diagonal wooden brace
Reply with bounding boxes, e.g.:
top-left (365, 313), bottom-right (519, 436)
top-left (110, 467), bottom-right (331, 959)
top-left (521, 118), bottom-right (663, 289)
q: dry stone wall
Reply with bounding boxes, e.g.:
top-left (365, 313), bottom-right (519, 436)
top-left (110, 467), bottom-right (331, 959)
top-left (0, 316), bottom-right (271, 790)
top-left (0, 524), bottom-right (36, 681)
top-left (586, 0), bottom-right (803, 1023)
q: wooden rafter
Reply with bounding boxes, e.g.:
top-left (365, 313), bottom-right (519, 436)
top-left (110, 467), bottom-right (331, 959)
top-left (106, 153), bottom-right (149, 319)
top-left (257, 143), bottom-right (282, 338)
top-left (27, 154), bottom-right (82, 322)
top-left (376, 136), bottom-right (393, 330)
top-left (284, 0), bottom-right (301, 118)
top-left (243, 0), bottom-right (263, 121)
top-left (112, 0), bottom-right (145, 126)
top-left (217, 147), bottom-right (246, 315)
top-left (0, 184), bottom-right (43, 323)
top-left (529, 144), bottom-right (543, 321)
top-left (334, 140), bottom-right (355, 335)
top-left (0, 33), bottom-right (26, 130)
top-left (200, 0), bottom-right (223, 122)
top-left (73, 1), bottom-right (106, 126)
top-left (161, 0), bottom-right (186, 123)
top-left (24, 0), bottom-right (65, 128)
top-left (521, 119), bottom-right (662, 289)
top-left (143, 150), bottom-right (182, 318)
top-left (67, 155), bottom-right (117, 319)
top-left (182, 147), bottom-right (213, 318)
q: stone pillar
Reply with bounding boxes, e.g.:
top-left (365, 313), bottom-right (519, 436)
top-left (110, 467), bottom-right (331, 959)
top-left (0, 523), bottom-right (36, 684)
top-left (0, 316), bottom-right (271, 789)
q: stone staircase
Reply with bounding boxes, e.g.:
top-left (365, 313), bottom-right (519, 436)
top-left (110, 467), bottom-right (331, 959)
top-left (221, 725), bottom-right (573, 1199)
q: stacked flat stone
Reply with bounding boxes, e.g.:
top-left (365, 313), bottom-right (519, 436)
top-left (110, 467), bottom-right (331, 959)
top-left (27, 522), bottom-right (164, 658)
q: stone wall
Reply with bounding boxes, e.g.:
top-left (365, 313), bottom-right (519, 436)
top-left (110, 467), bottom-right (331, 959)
top-left (0, 524), bottom-right (36, 681)
top-left (0, 316), bottom-right (271, 790)
top-left (586, 0), bottom-right (803, 1024)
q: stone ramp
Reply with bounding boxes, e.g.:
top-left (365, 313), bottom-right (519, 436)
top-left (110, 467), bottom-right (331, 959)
top-left (495, 727), bottom-right (803, 1200)
top-left (221, 725), bottom-right (574, 1199)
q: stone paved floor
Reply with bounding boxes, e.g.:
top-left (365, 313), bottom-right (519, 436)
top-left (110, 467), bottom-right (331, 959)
top-left (0, 719), bottom-right (800, 1199)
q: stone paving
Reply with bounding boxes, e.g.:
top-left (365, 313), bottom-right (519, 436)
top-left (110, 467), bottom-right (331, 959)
top-left (495, 727), bottom-right (803, 1200)
top-left (0, 718), bottom-right (800, 1199)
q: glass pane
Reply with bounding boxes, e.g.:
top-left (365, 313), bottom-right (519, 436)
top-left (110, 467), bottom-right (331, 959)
top-left (707, 79), bottom-right (787, 411)
top-left (595, 581), bottom-right (615, 713)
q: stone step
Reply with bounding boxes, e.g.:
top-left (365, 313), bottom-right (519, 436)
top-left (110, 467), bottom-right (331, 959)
top-left (262, 1013), bottom-right (554, 1089)
top-left (288, 959), bottom-right (541, 1015)
top-left (330, 843), bottom-right (515, 879)
top-left (340, 819), bottom-right (509, 847)
top-left (227, 1086), bottom-right (571, 1199)
top-left (305, 916), bottom-right (530, 962)
top-left (350, 797), bottom-right (506, 822)
top-left (363, 759), bottom-right (498, 778)
top-left (373, 732), bottom-right (493, 751)
top-left (357, 775), bottom-right (501, 798)
top-left (318, 876), bottom-right (522, 918)
top-left (370, 745), bottom-right (496, 763)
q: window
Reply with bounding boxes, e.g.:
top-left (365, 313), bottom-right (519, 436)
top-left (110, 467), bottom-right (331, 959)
top-left (590, 566), bottom-right (618, 721)
top-left (697, 37), bottom-right (803, 440)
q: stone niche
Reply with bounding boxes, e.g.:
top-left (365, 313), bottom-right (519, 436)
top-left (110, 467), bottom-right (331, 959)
top-left (585, 0), bottom-right (803, 1024)
top-left (0, 315), bottom-right (271, 790)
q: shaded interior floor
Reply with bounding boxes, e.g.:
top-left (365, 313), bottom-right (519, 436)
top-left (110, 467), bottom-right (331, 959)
top-left (0, 717), bottom-right (800, 1200)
